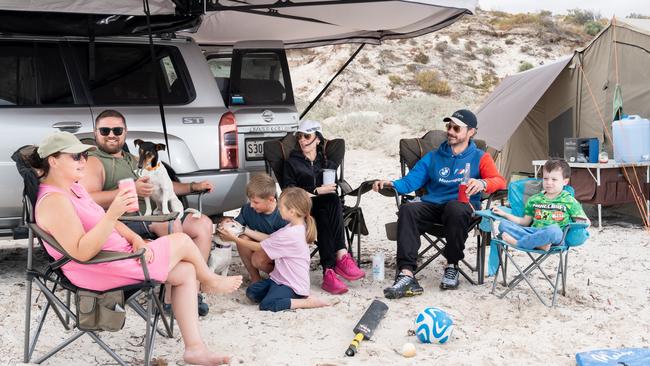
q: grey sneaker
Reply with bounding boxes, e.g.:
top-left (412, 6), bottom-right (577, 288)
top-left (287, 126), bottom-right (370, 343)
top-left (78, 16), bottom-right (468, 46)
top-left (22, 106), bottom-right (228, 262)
top-left (383, 274), bottom-right (424, 299)
top-left (440, 265), bottom-right (460, 290)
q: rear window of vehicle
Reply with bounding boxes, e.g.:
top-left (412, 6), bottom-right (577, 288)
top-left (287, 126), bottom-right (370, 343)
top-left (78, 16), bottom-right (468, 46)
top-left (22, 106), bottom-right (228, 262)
top-left (230, 50), bottom-right (294, 106)
top-left (72, 43), bottom-right (194, 105)
top-left (0, 41), bottom-right (74, 107)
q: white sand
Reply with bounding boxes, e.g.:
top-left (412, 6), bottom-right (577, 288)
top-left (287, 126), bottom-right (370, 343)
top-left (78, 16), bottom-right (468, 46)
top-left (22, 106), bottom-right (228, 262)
top-left (1, 149), bottom-right (649, 366)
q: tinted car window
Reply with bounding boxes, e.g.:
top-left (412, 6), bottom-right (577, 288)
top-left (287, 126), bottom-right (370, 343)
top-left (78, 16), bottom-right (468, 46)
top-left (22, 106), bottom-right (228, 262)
top-left (72, 43), bottom-right (192, 105)
top-left (230, 50), bottom-right (293, 105)
top-left (0, 41), bottom-right (73, 106)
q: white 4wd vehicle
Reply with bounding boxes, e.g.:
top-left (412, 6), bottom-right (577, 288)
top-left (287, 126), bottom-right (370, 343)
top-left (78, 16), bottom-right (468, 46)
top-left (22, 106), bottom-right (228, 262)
top-left (205, 41), bottom-right (299, 171)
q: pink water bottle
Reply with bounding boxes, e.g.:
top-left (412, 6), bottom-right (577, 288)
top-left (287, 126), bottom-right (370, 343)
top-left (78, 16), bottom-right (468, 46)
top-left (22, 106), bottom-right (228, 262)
top-left (118, 178), bottom-right (140, 213)
top-left (458, 162), bottom-right (471, 203)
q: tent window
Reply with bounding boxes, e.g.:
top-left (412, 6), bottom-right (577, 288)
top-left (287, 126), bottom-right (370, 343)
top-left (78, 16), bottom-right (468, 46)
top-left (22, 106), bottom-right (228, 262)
top-left (72, 43), bottom-right (193, 105)
top-left (0, 41), bottom-right (73, 107)
top-left (548, 108), bottom-right (573, 158)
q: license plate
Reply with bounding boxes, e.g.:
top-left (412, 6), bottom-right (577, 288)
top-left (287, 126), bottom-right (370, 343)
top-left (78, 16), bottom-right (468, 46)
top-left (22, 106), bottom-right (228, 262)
top-left (245, 139), bottom-right (266, 160)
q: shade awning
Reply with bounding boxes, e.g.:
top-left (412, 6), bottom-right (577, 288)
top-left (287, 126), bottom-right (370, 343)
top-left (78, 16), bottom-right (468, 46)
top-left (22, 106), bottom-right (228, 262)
top-left (476, 56), bottom-right (572, 151)
top-left (186, 1), bottom-right (476, 48)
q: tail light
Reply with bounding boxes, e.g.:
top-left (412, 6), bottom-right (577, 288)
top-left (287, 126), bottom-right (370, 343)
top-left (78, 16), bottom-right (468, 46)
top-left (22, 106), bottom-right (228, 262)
top-left (219, 112), bottom-right (238, 169)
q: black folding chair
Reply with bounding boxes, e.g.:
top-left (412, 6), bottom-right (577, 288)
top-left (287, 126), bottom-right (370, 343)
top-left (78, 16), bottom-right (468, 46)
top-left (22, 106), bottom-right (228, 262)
top-left (263, 133), bottom-right (370, 263)
top-left (13, 145), bottom-right (174, 365)
top-left (383, 130), bottom-right (505, 285)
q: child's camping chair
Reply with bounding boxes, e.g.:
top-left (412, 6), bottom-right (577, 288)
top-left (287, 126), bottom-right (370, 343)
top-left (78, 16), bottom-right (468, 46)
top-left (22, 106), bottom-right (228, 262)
top-left (263, 133), bottom-right (370, 263)
top-left (383, 130), bottom-right (504, 285)
top-left (13, 146), bottom-right (174, 365)
top-left (475, 178), bottom-right (590, 307)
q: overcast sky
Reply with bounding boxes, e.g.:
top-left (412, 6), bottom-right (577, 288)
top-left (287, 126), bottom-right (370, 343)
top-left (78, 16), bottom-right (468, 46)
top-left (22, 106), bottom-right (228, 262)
top-left (478, 0), bottom-right (650, 18)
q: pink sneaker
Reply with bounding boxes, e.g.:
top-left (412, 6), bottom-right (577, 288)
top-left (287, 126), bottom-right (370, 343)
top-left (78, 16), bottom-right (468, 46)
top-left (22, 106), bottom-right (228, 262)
top-left (321, 268), bottom-right (348, 294)
top-left (334, 253), bottom-right (366, 281)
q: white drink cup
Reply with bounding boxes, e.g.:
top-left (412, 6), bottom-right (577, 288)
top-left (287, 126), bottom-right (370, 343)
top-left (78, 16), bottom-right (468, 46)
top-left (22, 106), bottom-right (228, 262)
top-left (372, 252), bottom-right (385, 281)
top-left (323, 169), bottom-right (336, 185)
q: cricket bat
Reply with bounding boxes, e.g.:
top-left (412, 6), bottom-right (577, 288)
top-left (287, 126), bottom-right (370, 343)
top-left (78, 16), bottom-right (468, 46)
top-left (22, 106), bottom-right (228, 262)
top-left (345, 300), bottom-right (389, 356)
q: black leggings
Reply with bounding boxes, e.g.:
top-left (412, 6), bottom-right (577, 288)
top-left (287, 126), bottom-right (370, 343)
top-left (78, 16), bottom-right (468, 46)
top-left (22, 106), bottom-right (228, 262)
top-left (311, 193), bottom-right (347, 269)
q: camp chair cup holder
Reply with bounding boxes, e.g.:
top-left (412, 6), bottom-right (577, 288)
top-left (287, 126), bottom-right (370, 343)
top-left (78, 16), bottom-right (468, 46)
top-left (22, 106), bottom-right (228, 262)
top-left (76, 289), bottom-right (126, 332)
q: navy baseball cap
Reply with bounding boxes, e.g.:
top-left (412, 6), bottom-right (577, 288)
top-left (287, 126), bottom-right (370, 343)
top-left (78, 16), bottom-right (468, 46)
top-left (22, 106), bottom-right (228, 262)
top-left (443, 109), bottom-right (478, 129)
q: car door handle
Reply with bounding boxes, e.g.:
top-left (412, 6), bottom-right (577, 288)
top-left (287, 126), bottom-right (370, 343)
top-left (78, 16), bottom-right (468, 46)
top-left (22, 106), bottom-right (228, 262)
top-left (52, 121), bottom-right (82, 132)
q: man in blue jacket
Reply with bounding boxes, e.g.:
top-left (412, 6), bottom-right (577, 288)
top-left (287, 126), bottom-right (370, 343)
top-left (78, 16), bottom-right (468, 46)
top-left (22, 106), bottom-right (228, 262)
top-left (373, 109), bottom-right (505, 298)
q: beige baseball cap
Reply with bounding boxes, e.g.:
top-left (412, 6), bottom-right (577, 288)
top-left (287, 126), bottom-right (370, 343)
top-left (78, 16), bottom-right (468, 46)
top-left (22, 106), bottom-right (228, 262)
top-left (37, 132), bottom-right (96, 158)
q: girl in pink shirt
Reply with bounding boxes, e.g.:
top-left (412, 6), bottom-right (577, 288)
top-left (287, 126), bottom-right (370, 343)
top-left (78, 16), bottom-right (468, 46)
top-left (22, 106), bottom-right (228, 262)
top-left (219, 187), bottom-right (331, 312)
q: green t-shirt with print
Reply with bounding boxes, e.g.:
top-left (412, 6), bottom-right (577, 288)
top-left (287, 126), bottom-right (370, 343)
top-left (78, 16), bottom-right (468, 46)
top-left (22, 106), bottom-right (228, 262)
top-left (524, 190), bottom-right (586, 228)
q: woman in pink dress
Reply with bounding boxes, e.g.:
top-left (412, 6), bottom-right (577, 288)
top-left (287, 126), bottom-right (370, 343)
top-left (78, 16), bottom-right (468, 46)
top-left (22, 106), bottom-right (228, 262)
top-left (30, 132), bottom-right (242, 366)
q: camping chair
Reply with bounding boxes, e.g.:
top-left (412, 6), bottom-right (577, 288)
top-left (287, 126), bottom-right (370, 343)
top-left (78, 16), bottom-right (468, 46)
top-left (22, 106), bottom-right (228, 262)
top-left (263, 133), bottom-right (370, 263)
top-left (13, 146), bottom-right (174, 365)
top-left (383, 130), bottom-right (505, 285)
top-left (475, 178), bottom-right (590, 307)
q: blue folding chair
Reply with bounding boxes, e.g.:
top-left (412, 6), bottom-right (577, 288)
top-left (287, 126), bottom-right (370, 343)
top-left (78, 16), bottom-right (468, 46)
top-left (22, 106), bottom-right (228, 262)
top-left (476, 178), bottom-right (590, 307)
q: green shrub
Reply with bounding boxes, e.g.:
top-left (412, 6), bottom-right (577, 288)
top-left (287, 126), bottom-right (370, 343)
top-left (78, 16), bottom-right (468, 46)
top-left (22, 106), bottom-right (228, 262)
top-left (479, 72), bottom-right (499, 90)
top-left (584, 20), bottom-right (604, 36)
top-left (518, 61), bottom-right (534, 72)
top-left (435, 41), bottom-right (448, 53)
top-left (388, 74), bottom-right (403, 87)
top-left (414, 51), bottom-right (430, 64)
top-left (565, 8), bottom-right (600, 25)
top-left (415, 71), bottom-right (451, 95)
top-left (479, 46), bottom-right (494, 57)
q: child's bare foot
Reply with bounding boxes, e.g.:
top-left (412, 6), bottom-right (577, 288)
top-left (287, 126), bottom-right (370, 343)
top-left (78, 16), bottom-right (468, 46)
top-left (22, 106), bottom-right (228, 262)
top-left (184, 346), bottom-right (230, 366)
top-left (536, 244), bottom-right (551, 251)
top-left (501, 232), bottom-right (517, 246)
top-left (202, 274), bottom-right (242, 294)
top-left (291, 295), bottom-right (335, 309)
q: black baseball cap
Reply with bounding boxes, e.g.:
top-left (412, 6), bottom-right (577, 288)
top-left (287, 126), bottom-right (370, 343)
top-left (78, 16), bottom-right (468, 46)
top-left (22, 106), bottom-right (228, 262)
top-left (443, 109), bottom-right (478, 129)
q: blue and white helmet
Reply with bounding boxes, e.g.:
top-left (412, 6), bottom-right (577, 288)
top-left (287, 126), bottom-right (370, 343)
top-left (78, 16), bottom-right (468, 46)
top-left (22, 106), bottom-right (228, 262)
top-left (415, 307), bottom-right (454, 344)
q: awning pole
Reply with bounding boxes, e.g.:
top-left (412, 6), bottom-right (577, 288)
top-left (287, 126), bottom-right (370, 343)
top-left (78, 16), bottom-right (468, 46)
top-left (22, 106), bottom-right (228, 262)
top-left (300, 43), bottom-right (365, 120)
top-left (143, 0), bottom-right (171, 162)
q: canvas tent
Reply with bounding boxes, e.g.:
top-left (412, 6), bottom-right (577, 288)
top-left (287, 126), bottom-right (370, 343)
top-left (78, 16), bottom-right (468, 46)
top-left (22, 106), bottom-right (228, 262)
top-left (477, 18), bottom-right (650, 178)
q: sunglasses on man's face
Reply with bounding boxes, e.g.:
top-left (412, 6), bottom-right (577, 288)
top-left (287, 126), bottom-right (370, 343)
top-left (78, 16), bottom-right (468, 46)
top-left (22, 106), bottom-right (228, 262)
top-left (69, 151), bottom-right (89, 161)
top-left (296, 132), bottom-right (315, 141)
top-left (97, 127), bottom-right (124, 136)
top-left (445, 123), bottom-right (464, 133)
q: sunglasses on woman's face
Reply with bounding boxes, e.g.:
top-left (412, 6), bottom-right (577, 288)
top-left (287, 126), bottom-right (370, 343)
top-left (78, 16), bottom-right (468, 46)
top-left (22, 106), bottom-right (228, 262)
top-left (69, 151), bottom-right (89, 161)
top-left (296, 132), bottom-right (315, 141)
top-left (445, 123), bottom-right (464, 133)
top-left (97, 127), bottom-right (124, 136)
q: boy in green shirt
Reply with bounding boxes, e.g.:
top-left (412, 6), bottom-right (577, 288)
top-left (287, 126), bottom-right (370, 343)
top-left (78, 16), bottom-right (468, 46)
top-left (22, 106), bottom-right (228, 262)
top-left (491, 159), bottom-right (590, 250)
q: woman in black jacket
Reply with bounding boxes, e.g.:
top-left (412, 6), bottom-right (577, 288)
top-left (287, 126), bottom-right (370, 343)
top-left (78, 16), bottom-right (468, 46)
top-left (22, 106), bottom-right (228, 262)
top-left (282, 120), bottom-right (365, 294)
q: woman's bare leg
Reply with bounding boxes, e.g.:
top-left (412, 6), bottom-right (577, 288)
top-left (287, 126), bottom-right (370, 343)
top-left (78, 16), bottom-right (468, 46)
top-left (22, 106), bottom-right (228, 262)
top-left (166, 232), bottom-right (242, 294)
top-left (167, 262), bottom-right (230, 365)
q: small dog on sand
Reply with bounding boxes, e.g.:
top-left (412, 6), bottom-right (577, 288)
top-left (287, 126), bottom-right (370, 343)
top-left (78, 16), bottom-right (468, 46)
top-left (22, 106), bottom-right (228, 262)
top-left (208, 218), bottom-right (244, 275)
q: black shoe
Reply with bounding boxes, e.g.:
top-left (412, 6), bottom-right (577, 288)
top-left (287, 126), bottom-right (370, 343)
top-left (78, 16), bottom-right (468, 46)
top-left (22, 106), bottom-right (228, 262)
top-left (198, 294), bottom-right (209, 317)
top-left (440, 265), bottom-right (460, 290)
top-left (383, 274), bottom-right (424, 299)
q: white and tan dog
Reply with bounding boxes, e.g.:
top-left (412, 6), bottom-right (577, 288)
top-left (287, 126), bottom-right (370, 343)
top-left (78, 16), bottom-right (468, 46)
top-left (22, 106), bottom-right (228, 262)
top-left (209, 218), bottom-right (244, 276)
top-left (134, 139), bottom-right (184, 216)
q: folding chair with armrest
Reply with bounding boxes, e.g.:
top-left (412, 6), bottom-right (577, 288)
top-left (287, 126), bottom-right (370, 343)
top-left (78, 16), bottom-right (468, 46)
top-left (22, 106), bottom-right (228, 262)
top-left (263, 133), bottom-right (370, 263)
top-left (475, 178), bottom-right (590, 307)
top-left (13, 146), bottom-right (174, 365)
top-left (383, 130), bottom-right (506, 285)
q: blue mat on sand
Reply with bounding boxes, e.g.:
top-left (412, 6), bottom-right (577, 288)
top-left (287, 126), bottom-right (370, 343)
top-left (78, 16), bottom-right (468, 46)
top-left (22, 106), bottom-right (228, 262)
top-left (576, 348), bottom-right (650, 366)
